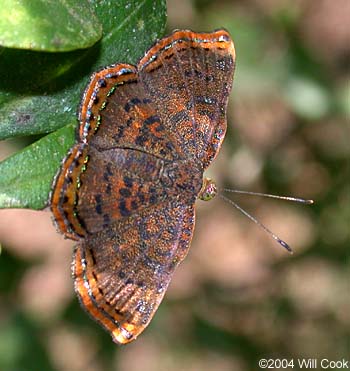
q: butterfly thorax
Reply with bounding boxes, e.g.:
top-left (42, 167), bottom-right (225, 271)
top-left (159, 160), bottom-right (203, 201)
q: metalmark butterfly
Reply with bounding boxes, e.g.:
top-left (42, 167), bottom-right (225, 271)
top-left (51, 29), bottom-right (235, 344)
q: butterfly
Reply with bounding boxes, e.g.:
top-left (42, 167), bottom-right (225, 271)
top-left (51, 29), bottom-right (235, 344)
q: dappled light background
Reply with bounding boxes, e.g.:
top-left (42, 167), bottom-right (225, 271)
top-left (0, 1), bottom-right (349, 370)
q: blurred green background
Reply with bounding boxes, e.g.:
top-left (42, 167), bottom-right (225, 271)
top-left (0, 0), bottom-right (349, 370)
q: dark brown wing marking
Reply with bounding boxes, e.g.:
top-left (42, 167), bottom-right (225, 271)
top-left (73, 202), bottom-right (195, 344)
top-left (138, 29), bottom-right (235, 169)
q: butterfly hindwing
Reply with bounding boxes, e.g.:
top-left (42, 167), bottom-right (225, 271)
top-left (73, 202), bottom-right (195, 344)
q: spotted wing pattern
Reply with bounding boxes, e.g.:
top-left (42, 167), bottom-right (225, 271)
top-left (139, 29), bottom-right (235, 169)
top-left (73, 202), bottom-right (195, 344)
top-left (78, 63), bottom-right (183, 161)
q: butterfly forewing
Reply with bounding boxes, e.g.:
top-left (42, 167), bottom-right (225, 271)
top-left (138, 29), bottom-right (235, 169)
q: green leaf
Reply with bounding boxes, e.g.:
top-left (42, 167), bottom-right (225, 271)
top-left (0, 123), bottom-right (75, 210)
top-left (0, 0), bottom-right (102, 51)
top-left (0, 0), bottom-right (167, 139)
top-left (0, 0), bottom-right (167, 209)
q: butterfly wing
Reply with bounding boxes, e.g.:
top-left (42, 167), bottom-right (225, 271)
top-left (52, 30), bottom-right (234, 239)
top-left (138, 29), bottom-right (235, 169)
top-left (52, 128), bottom-right (202, 237)
top-left (78, 62), bottom-right (184, 161)
top-left (73, 201), bottom-right (195, 344)
top-left (76, 29), bottom-right (235, 170)
top-left (52, 67), bottom-right (186, 238)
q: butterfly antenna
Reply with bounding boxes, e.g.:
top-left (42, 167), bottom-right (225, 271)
top-left (219, 194), bottom-right (293, 253)
top-left (221, 189), bottom-right (314, 205)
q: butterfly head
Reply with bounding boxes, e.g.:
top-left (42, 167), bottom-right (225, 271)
top-left (198, 177), bottom-right (217, 201)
